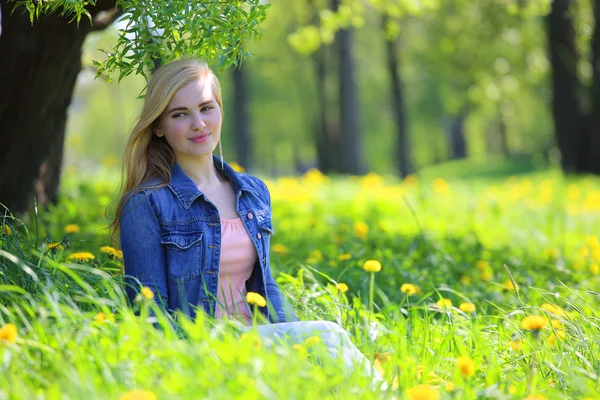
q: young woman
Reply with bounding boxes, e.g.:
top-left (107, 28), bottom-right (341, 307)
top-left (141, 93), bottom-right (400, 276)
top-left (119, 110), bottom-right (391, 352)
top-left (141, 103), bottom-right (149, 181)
top-left (111, 58), bottom-right (383, 386)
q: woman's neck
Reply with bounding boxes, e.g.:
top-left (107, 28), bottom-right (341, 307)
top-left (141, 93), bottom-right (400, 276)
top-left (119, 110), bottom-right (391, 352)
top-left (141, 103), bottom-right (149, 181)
top-left (176, 153), bottom-right (223, 188)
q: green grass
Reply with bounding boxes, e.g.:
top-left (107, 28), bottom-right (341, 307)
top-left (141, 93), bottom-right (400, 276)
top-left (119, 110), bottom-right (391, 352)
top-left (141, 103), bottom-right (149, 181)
top-left (1, 165), bottom-right (599, 399)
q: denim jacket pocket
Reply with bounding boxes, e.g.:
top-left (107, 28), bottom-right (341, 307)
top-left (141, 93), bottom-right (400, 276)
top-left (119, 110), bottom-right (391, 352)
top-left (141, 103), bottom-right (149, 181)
top-left (160, 230), bottom-right (204, 282)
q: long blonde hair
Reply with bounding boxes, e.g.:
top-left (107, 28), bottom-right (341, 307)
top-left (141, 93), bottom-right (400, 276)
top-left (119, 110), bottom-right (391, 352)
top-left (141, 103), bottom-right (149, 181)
top-left (109, 58), bottom-right (223, 240)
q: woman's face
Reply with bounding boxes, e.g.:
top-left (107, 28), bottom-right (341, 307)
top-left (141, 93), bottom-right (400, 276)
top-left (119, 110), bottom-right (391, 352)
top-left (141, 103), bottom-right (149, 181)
top-left (157, 78), bottom-right (222, 162)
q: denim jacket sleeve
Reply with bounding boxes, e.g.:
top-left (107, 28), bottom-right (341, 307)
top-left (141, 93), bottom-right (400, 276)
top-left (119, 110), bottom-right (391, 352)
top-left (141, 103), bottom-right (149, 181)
top-left (120, 191), bottom-right (170, 311)
top-left (257, 179), bottom-right (298, 323)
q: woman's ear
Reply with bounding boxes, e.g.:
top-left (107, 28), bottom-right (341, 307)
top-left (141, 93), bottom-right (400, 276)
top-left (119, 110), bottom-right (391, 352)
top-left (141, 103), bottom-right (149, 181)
top-left (154, 129), bottom-right (164, 137)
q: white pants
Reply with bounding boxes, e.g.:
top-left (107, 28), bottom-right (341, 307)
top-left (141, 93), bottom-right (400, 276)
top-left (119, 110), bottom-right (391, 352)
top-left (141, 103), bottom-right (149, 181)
top-left (247, 321), bottom-right (384, 388)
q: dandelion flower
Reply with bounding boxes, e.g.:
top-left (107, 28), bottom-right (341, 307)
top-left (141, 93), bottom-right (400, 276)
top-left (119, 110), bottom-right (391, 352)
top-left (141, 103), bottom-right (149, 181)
top-left (0, 323), bottom-right (18, 343)
top-left (100, 246), bottom-right (123, 259)
top-left (406, 384), bottom-right (439, 400)
top-left (501, 280), bottom-right (519, 292)
top-left (3, 226), bottom-right (13, 236)
top-left (67, 252), bottom-right (95, 263)
top-left (246, 292), bottom-right (267, 307)
top-left (444, 381), bottom-right (456, 392)
top-left (547, 330), bottom-right (566, 346)
top-left (119, 390), bottom-right (157, 400)
top-left (305, 336), bottom-right (322, 346)
top-left (338, 253), bottom-right (352, 261)
top-left (228, 162), bottom-right (245, 173)
top-left (508, 340), bottom-right (524, 351)
top-left (541, 303), bottom-right (565, 317)
top-left (436, 298), bottom-right (452, 308)
top-left (475, 260), bottom-right (490, 270)
top-left (521, 316), bottom-right (547, 331)
top-left (524, 395), bottom-right (546, 400)
top-left (459, 302), bottom-right (476, 313)
top-left (401, 283), bottom-right (420, 296)
top-left (65, 224), bottom-right (81, 234)
top-left (363, 259), bottom-right (382, 272)
top-left (354, 221), bottom-right (369, 240)
top-left (457, 356), bottom-right (475, 378)
top-left (272, 244), bottom-right (288, 255)
top-left (141, 287), bottom-right (154, 301)
top-left (94, 312), bottom-right (114, 323)
top-left (551, 319), bottom-right (562, 330)
top-left (335, 283), bottom-right (349, 293)
top-left (47, 242), bottom-right (64, 251)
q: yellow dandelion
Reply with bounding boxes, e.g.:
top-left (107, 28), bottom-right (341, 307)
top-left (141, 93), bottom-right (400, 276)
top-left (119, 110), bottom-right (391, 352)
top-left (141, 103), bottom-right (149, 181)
top-left (338, 253), bottom-right (352, 261)
top-left (459, 275), bottom-right (471, 285)
top-left (141, 287), bottom-right (154, 301)
top-left (67, 252), bottom-right (95, 262)
top-left (501, 280), bottom-right (520, 292)
top-left (335, 283), bottom-right (349, 293)
top-left (541, 303), bottom-right (565, 317)
top-left (363, 259), bottom-right (382, 273)
top-left (551, 319), bottom-right (563, 330)
top-left (401, 283), bottom-right (420, 296)
top-left (590, 263), bottom-right (599, 275)
top-left (480, 269), bottom-right (493, 281)
top-left (586, 235), bottom-right (600, 249)
top-left (508, 385), bottom-right (517, 394)
top-left (403, 174), bottom-right (419, 186)
top-left (508, 339), bottom-right (524, 351)
top-left (94, 312), bottom-right (115, 323)
top-left (3, 225), bottom-right (13, 236)
top-left (436, 298), bottom-right (452, 308)
top-left (475, 260), bottom-right (490, 270)
top-left (354, 221), bottom-right (369, 240)
top-left (406, 384), bottom-right (439, 400)
top-left (444, 381), bottom-right (456, 392)
top-left (0, 323), bottom-right (18, 344)
top-left (305, 336), bottom-right (322, 346)
top-left (228, 161), bottom-right (246, 173)
top-left (306, 249), bottom-right (323, 264)
top-left (547, 330), bottom-right (566, 346)
top-left (521, 315), bottom-right (547, 331)
top-left (578, 247), bottom-right (590, 258)
top-left (65, 224), bottom-right (81, 234)
top-left (457, 356), bottom-right (475, 378)
top-left (100, 246), bottom-right (123, 259)
top-left (119, 390), bottom-right (157, 400)
top-left (272, 244), bottom-right (288, 255)
top-left (459, 302), bottom-right (476, 313)
top-left (246, 292), bottom-right (267, 307)
top-left (47, 242), bottom-right (64, 251)
top-left (432, 178), bottom-right (449, 194)
top-left (524, 395), bottom-right (546, 400)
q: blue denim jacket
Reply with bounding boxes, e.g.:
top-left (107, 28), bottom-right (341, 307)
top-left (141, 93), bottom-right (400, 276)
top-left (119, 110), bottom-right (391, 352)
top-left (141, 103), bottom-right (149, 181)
top-left (120, 155), bottom-right (297, 323)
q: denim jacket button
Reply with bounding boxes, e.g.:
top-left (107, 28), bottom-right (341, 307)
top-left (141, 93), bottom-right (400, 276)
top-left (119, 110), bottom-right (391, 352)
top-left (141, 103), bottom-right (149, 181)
top-left (247, 212), bottom-right (254, 220)
top-left (256, 232), bottom-right (262, 239)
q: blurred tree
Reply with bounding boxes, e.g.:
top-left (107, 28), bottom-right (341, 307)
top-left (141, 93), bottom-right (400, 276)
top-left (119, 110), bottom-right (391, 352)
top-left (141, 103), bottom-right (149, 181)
top-left (0, 0), bottom-right (268, 213)
top-left (547, 0), bottom-right (600, 173)
top-left (231, 64), bottom-right (252, 170)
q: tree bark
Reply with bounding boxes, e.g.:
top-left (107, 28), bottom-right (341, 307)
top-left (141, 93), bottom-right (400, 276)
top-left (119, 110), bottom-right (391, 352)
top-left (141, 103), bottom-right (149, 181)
top-left (547, 0), bottom-right (586, 172)
top-left (331, 0), bottom-right (365, 175)
top-left (446, 112), bottom-right (467, 160)
top-left (232, 64), bottom-right (252, 169)
top-left (588, 0), bottom-right (600, 172)
top-left (383, 16), bottom-right (412, 177)
top-left (0, 1), bottom-right (117, 213)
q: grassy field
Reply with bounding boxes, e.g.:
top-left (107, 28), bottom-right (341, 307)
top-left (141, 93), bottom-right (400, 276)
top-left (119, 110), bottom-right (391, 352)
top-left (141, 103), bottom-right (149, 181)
top-left (1, 161), bottom-right (599, 399)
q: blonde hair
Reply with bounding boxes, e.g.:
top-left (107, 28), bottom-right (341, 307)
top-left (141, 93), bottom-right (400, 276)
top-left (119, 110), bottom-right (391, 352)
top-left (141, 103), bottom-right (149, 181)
top-left (109, 58), bottom-right (223, 239)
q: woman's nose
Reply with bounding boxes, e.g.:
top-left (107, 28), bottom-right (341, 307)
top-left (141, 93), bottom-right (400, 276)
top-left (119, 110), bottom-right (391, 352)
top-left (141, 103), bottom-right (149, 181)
top-left (191, 112), bottom-right (206, 131)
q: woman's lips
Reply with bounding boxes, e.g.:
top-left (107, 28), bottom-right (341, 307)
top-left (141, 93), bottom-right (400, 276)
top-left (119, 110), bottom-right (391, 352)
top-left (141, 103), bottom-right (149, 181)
top-left (189, 133), bottom-right (210, 143)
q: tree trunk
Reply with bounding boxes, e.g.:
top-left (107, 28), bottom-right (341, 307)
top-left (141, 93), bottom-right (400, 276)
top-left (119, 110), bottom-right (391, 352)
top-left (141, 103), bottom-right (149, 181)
top-left (447, 112), bottom-right (467, 160)
top-left (547, 0), bottom-right (587, 172)
top-left (332, 0), bottom-right (365, 175)
top-left (0, 1), bottom-right (117, 214)
top-left (588, 0), bottom-right (600, 173)
top-left (232, 64), bottom-right (252, 170)
top-left (383, 16), bottom-right (412, 177)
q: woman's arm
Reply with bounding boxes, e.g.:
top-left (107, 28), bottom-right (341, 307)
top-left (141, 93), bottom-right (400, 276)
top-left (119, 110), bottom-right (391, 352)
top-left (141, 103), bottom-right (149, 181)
top-left (120, 192), bottom-right (170, 311)
top-left (256, 178), bottom-right (298, 323)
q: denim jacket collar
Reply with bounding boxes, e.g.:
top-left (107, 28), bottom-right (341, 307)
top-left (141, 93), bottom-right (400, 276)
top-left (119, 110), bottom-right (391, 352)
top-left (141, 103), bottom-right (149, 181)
top-left (168, 154), bottom-right (258, 209)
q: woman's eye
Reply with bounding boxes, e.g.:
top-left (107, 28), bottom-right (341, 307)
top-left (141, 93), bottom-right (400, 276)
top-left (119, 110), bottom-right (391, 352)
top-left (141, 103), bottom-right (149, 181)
top-left (201, 105), bottom-right (214, 112)
top-left (172, 113), bottom-right (186, 118)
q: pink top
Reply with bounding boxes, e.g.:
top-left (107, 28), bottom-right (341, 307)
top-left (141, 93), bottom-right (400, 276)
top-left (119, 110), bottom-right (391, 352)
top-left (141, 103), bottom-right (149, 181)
top-left (214, 217), bottom-right (257, 324)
